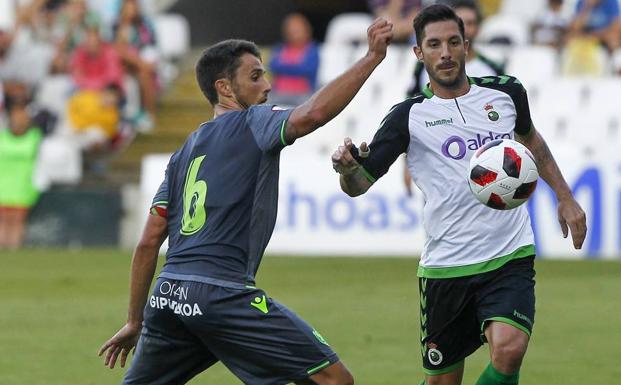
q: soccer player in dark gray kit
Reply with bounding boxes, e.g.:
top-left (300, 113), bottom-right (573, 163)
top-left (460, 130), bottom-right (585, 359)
top-left (98, 19), bottom-right (393, 385)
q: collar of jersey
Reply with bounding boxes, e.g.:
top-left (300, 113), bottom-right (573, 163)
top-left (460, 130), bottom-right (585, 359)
top-left (422, 77), bottom-right (476, 101)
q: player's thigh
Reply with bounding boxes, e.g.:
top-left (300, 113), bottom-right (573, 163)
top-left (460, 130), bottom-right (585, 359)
top-left (123, 280), bottom-right (218, 385)
top-left (477, 256), bottom-right (536, 340)
top-left (419, 276), bottom-right (481, 376)
top-left (185, 285), bottom-right (340, 385)
top-left (308, 361), bottom-right (353, 385)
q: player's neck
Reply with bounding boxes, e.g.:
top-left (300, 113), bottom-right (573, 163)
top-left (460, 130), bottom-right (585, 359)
top-left (213, 99), bottom-right (244, 118)
top-left (429, 75), bottom-right (470, 99)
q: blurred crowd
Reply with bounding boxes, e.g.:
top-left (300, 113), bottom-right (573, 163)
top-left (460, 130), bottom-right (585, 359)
top-left (268, 0), bottom-right (621, 108)
top-left (0, 0), bottom-right (179, 250)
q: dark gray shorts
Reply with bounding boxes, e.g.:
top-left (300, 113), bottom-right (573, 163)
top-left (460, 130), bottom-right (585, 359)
top-left (123, 277), bottom-right (338, 385)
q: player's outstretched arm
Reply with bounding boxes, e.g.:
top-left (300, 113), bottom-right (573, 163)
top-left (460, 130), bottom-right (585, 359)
top-left (98, 214), bottom-right (168, 369)
top-left (515, 127), bottom-right (587, 249)
top-left (332, 137), bottom-right (373, 197)
top-left (284, 18), bottom-right (393, 143)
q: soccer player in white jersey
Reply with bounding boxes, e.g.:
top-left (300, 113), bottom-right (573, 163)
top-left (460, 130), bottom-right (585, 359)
top-left (331, 4), bottom-right (586, 385)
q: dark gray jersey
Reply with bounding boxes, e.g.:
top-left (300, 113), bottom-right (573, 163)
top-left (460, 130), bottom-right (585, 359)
top-left (151, 105), bottom-right (292, 286)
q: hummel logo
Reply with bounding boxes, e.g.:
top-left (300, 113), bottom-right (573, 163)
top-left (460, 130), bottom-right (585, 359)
top-left (250, 295), bottom-right (269, 314)
top-left (425, 118), bottom-right (453, 127)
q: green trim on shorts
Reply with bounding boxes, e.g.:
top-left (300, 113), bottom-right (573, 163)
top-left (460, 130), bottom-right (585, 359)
top-left (483, 317), bottom-right (532, 338)
top-left (307, 360), bottom-right (331, 374)
top-left (279, 120), bottom-right (288, 146)
top-left (423, 360), bottom-right (464, 376)
top-left (417, 245), bottom-right (535, 278)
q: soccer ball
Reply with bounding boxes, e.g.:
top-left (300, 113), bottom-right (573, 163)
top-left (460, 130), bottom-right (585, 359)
top-left (468, 139), bottom-right (538, 210)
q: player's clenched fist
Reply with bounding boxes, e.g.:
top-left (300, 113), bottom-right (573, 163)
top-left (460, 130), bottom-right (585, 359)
top-left (332, 137), bottom-right (369, 175)
top-left (366, 18), bottom-right (393, 59)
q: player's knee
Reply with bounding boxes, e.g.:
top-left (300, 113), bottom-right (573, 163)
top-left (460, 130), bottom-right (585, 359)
top-left (491, 339), bottom-right (528, 372)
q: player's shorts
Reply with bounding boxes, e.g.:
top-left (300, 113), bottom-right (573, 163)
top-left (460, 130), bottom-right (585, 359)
top-left (123, 277), bottom-right (338, 385)
top-left (418, 255), bottom-right (535, 376)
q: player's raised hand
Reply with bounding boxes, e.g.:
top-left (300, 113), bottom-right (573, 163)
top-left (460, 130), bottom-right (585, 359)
top-left (98, 323), bottom-right (142, 369)
top-left (366, 18), bottom-right (393, 59)
top-left (332, 137), bottom-right (368, 175)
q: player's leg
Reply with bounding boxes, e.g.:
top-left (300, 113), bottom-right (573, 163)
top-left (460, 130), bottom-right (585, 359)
top-left (184, 284), bottom-right (349, 385)
top-left (419, 276), bottom-right (483, 385)
top-left (123, 278), bottom-right (219, 385)
top-left (475, 256), bottom-right (536, 385)
top-left (307, 361), bottom-right (354, 385)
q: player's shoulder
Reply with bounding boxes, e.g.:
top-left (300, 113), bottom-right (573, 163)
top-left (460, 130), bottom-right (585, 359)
top-left (386, 95), bottom-right (426, 116)
top-left (470, 75), bottom-right (527, 99)
top-left (470, 75), bottom-right (524, 90)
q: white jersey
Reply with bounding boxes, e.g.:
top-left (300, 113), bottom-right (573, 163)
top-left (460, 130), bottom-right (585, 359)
top-left (357, 76), bottom-right (535, 278)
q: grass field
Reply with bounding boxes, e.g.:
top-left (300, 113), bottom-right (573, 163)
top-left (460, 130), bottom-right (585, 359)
top-left (0, 249), bottom-right (619, 385)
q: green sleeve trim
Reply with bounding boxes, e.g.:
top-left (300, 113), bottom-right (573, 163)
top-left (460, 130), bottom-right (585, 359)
top-left (422, 360), bottom-right (464, 376)
top-left (152, 200), bottom-right (168, 206)
top-left (483, 317), bottom-right (532, 338)
top-left (279, 120), bottom-right (288, 146)
top-left (359, 166), bottom-right (377, 183)
top-left (307, 360), bottom-right (331, 374)
top-left (417, 245), bottom-right (535, 278)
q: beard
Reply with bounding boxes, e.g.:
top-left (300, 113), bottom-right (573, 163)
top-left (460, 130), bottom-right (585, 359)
top-left (430, 59), bottom-right (467, 89)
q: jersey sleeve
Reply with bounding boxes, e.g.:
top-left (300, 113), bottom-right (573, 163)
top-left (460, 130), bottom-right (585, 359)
top-left (355, 100), bottom-right (412, 182)
top-left (475, 76), bottom-right (533, 136)
top-left (246, 105), bottom-right (294, 153)
top-left (508, 78), bottom-right (533, 136)
top-left (150, 152), bottom-right (177, 218)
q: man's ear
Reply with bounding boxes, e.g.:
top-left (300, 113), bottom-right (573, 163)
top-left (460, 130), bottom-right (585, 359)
top-left (413, 45), bottom-right (423, 62)
top-left (215, 78), bottom-right (233, 98)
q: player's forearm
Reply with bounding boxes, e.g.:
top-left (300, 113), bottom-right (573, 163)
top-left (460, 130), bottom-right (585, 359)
top-left (286, 53), bottom-right (384, 140)
top-left (126, 244), bottom-right (159, 326)
top-left (126, 215), bottom-right (168, 326)
top-left (339, 168), bottom-right (373, 197)
top-left (518, 130), bottom-right (572, 200)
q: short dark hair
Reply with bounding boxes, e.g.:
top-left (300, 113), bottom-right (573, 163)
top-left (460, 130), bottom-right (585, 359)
top-left (195, 39), bottom-right (261, 106)
top-left (413, 4), bottom-right (465, 45)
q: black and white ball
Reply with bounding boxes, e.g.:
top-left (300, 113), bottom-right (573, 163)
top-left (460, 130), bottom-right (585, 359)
top-left (468, 139), bottom-right (538, 210)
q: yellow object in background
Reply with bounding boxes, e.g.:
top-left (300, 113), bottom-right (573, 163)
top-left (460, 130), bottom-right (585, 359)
top-left (67, 90), bottom-right (120, 140)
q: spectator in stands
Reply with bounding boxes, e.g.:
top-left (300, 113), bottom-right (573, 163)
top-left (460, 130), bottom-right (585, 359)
top-left (66, 82), bottom-right (123, 150)
top-left (54, 0), bottom-right (101, 72)
top-left (112, 0), bottom-right (158, 129)
top-left (268, 13), bottom-right (319, 107)
top-left (532, 0), bottom-right (569, 49)
top-left (70, 24), bottom-right (124, 91)
top-left (368, 0), bottom-right (421, 43)
top-left (0, 95), bottom-right (43, 250)
top-left (404, 0), bottom-right (504, 194)
top-left (568, 0), bottom-right (621, 51)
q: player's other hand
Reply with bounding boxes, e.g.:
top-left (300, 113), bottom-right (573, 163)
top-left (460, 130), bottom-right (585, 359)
top-left (557, 196), bottom-right (587, 249)
top-left (98, 323), bottom-right (142, 369)
top-left (332, 137), bottom-right (367, 175)
top-left (366, 18), bottom-right (393, 60)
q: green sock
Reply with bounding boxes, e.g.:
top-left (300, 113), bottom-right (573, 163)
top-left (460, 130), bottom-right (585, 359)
top-left (475, 362), bottom-right (519, 385)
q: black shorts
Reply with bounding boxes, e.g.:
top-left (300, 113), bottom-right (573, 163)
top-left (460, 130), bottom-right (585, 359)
top-left (418, 256), bottom-right (536, 375)
top-left (123, 278), bottom-right (338, 385)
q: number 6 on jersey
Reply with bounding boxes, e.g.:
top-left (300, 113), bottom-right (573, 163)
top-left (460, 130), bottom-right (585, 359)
top-left (181, 155), bottom-right (207, 235)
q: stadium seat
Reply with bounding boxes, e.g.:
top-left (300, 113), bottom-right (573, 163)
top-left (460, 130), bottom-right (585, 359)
top-left (35, 75), bottom-right (74, 118)
top-left (475, 43), bottom-right (511, 67)
top-left (506, 46), bottom-right (559, 90)
top-left (478, 14), bottom-right (529, 46)
top-left (534, 78), bottom-right (589, 117)
top-left (318, 43), bottom-right (358, 86)
top-left (34, 136), bottom-right (83, 189)
top-left (153, 13), bottom-right (190, 60)
top-left (499, 0), bottom-right (547, 23)
top-left (324, 13), bottom-right (374, 45)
